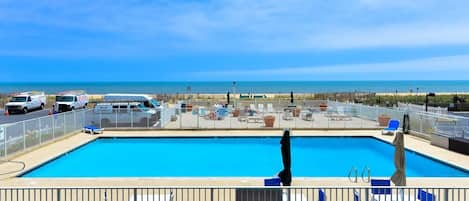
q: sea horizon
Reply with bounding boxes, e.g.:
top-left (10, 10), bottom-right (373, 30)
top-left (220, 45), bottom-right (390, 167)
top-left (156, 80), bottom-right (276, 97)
top-left (1, 80), bottom-right (469, 94)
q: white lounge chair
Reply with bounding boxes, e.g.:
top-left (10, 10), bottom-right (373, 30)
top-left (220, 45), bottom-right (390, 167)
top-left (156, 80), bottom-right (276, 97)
top-left (258, 104), bottom-right (265, 113)
top-left (250, 104), bottom-right (257, 112)
top-left (267, 103), bottom-right (275, 113)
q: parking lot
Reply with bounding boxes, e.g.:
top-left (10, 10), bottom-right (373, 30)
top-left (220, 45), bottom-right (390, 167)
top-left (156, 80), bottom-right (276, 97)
top-left (0, 108), bottom-right (51, 124)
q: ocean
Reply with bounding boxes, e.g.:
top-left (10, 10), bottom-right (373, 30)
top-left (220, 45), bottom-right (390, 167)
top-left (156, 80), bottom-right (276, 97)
top-left (1, 81), bottom-right (469, 94)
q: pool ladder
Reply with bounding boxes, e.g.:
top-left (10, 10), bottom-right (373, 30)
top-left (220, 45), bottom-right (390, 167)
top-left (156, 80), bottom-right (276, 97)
top-left (348, 166), bottom-right (371, 183)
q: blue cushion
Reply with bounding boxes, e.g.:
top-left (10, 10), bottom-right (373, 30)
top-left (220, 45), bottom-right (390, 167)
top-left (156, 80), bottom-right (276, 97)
top-left (264, 178), bottom-right (281, 186)
top-left (388, 119), bottom-right (400, 129)
top-left (318, 189), bottom-right (326, 201)
top-left (371, 179), bottom-right (391, 194)
top-left (418, 189), bottom-right (435, 201)
top-left (84, 125), bottom-right (98, 130)
top-left (353, 191), bottom-right (359, 201)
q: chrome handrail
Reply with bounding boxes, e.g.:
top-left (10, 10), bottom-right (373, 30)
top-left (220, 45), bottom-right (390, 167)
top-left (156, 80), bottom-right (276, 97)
top-left (361, 165), bottom-right (371, 183)
top-left (348, 166), bottom-right (358, 183)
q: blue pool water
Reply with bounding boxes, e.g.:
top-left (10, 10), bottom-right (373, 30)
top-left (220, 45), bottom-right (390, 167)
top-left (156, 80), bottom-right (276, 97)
top-left (21, 137), bottom-right (469, 178)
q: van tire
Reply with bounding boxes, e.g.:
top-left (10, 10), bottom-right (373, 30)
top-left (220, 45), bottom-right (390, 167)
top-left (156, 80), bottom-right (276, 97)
top-left (23, 108), bottom-right (28, 114)
top-left (40, 104), bottom-right (44, 110)
top-left (71, 107), bottom-right (75, 111)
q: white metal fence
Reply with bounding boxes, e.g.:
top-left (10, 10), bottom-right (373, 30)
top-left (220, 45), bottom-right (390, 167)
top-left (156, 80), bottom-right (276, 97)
top-left (0, 109), bottom-right (87, 158)
top-left (2, 100), bottom-right (468, 159)
top-left (0, 186), bottom-right (466, 201)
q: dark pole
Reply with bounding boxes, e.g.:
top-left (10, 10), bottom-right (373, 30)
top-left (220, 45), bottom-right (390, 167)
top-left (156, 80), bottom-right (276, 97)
top-left (425, 93), bottom-right (435, 112)
top-left (425, 95), bottom-right (428, 112)
top-left (290, 91), bottom-right (294, 104)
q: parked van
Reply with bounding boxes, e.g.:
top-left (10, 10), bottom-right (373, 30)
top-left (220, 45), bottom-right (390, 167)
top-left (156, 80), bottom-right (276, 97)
top-left (5, 91), bottom-right (46, 114)
top-left (54, 90), bottom-right (89, 113)
top-left (103, 94), bottom-right (160, 108)
top-left (93, 102), bottom-right (159, 127)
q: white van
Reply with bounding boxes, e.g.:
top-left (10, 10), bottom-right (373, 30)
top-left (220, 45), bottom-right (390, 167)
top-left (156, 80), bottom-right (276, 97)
top-left (103, 94), bottom-right (160, 108)
top-left (55, 90), bottom-right (89, 113)
top-left (93, 102), bottom-right (158, 127)
top-left (5, 91), bottom-right (46, 114)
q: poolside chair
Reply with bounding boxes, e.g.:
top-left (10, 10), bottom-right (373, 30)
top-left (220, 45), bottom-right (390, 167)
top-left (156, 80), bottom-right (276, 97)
top-left (418, 189), bottom-right (435, 201)
top-left (250, 104), bottom-right (257, 112)
top-left (258, 104), bottom-right (265, 113)
top-left (382, 119), bottom-right (400, 135)
top-left (267, 103), bottom-right (275, 113)
top-left (83, 125), bottom-right (103, 135)
top-left (318, 189), bottom-right (326, 201)
top-left (353, 191), bottom-right (360, 201)
top-left (370, 179), bottom-right (392, 201)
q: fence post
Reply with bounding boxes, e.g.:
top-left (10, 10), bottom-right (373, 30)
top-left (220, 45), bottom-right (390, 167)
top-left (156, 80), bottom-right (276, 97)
top-left (23, 121), bottom-right (26, 150)
top-left (57, 189), bottom-right (61, 201)
top-left (3, 126), bottom-right (7, 157)
top-left (52, 115), bottom-right (55, 139)
top-left (130, 109), bottom-right (134, 128)
top-left (39, 117), bottom-right (42, 145)
top-left (444, 188), bottom-right (449, 201)
top-left (73, 110), bottom-right (77, 130)
top-left (63, 113), bottom-right (66, 135)
top-left (210, 188), bottom-right (213, 201)
top-left (133, 188), bottom-right (137, 201)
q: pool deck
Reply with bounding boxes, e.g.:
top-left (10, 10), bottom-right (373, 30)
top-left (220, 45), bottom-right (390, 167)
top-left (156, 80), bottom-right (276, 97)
top-left (1, 130), bottom-right (469, 187)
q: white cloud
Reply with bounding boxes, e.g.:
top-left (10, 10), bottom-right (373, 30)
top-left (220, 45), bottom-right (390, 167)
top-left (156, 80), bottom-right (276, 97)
top-left (195, 54), bottom-right (469, 79)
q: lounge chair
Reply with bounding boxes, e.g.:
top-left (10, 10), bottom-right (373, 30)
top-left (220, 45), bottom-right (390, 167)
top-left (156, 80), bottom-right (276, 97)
top-left (258, 104), bottom-right (265, 113)
top-left (250, 104), bottom-right (257, 112)
top-left (319, 189), bottom-right (326, 201)
top-left (382, 119), bottom-right (400, 135)
top-left (418, 189), bottom-right (435, 201)
top-left (267, 103), bottom-right (275, 113)
top-left (328, 107), bottom-right (352, 121)
top-left (283, 110), bottom-right (293, 121)
top-left (83, 125), bottom-right (103, 134)
top-left (370, 179), bottom-right (392, 201)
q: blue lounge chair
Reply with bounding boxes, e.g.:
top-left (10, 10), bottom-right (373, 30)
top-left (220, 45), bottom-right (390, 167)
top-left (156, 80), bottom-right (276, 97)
top-left (353, 191), bottom-right (360, 201)
top-left (83, 125), bottom-right (103, 134)
top-left (418, 189), bottom-right (435, 201)
top-left (318, 189), bottom-right (326, 201)
top-left (382, 119), bottom-right (400, 135)
top-left (264, 178), bottom-right (281, 186)
top-left (370, 179), bottom-right (392, 201)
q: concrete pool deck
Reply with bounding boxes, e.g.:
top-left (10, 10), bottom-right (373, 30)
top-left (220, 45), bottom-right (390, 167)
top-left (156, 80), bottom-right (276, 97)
top-left (1, 130), bottom-right (469, 187)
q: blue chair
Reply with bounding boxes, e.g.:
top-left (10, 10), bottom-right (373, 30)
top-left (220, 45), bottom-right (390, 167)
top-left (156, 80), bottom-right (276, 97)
top-left (264, 178), bottom-right (281, 186)
top-left (83, 125), bottom-right (103, 134)
top-left (318, 189), bottom-right (326, 201)
top-left (418, 189), bottom-right (435, 201)
top-left (353, 191), bottom-right (360, 201)
top-left (370, 179), bottom-right (392, 201)
top-left (382, 119), bottom-right (400, 135)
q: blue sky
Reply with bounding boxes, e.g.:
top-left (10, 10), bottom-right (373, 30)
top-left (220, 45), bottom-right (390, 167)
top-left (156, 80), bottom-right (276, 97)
top-left (1, 0), bottom-right (469, 82)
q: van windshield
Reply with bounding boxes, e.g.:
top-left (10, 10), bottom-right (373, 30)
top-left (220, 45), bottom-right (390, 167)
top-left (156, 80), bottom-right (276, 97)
top-left (56, 96), bottom-right (74, 102)
top-left (151, 99), bottom-right (160, 107)
top-left (10, 97), bottom-right (27, 102)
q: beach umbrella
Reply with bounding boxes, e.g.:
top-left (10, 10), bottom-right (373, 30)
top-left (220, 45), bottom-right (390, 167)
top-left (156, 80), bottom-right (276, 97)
top-left (278, 128), bottom-right (292, 186)
top-left (290, 91), bottom-right (294, 104)
top-left (391, 132), bottom-right (406, 186)
top-left (227, 92), bottom-right (230, 105)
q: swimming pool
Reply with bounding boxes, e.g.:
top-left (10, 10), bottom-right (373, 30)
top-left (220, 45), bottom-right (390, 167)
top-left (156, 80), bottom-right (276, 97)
top-left (21, 137), bottom-right (469, 177)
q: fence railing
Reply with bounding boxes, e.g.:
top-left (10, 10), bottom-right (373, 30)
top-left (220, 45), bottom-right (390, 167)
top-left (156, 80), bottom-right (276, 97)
top-left (0, 186), bottom-right (466, 201)
top-left (330, 101), bottom-right (469, 139)
top-left (2, 100), bottom-right (469, 159)
top-left (0, 109), bottom-right (88, 159)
